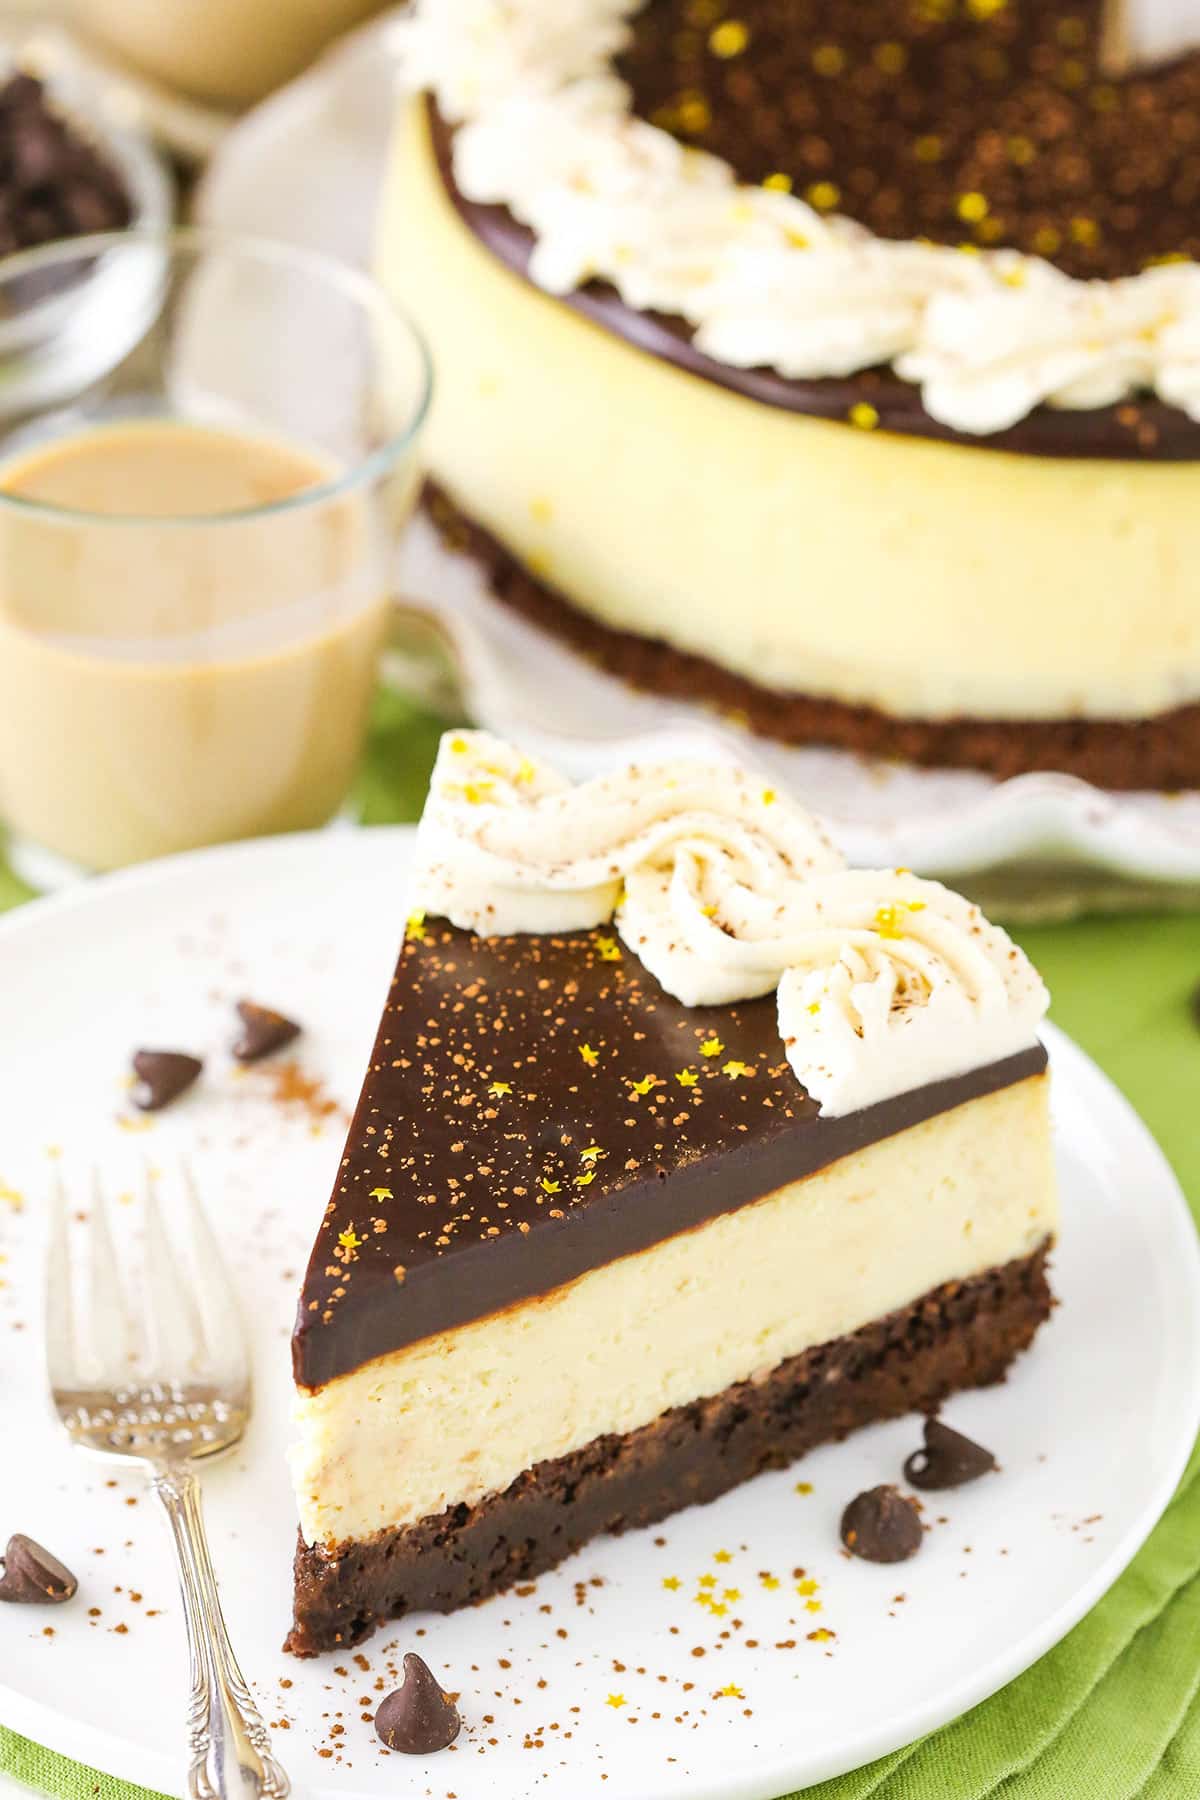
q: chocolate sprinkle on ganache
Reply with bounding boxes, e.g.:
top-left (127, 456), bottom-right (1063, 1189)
top-left (617, 0), bottom-right (1200, 282)
top-left (292, 918), bottom-right (1047, 1390)
top-left (374, 1653), bottom-right (461, 1754)
top-left (232, 1000), bottom-right (301, 1064)
top-left (131, 1050), bottom-right (203, 1112)
top-left (904, 1416), bottom-right (997, 1489)
top-left (840, 1487), bottom-right (924, 1563)
top-left (0, 1534), bottom-right (78, 1604)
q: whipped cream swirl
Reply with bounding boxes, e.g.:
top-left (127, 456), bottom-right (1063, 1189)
top-left (410, 733), bottom-right (1048, 1114)
top-left (395, 0), bottom-right (1200, 433)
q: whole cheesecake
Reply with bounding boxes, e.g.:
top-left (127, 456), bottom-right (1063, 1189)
top-left (381, 0), bottom-right (1200, 789)
top-left (287, 732), bottom-right (1057, 1654)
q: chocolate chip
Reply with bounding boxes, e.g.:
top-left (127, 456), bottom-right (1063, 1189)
top-left (903, 1417), bottom-right (997, 1491)
top-left (374, 1653), bottom-right (461, 1755)
top-left (0, 74), bottom-right (131, 255)
top-left (131, 1050), bottom-right (203, 1112)
top-left (840, 1487), bottom-right (923, 1564)
top-left (0, 1535), bottom-right (77, 1604)
top-left (232, 1001), bottom-right (301, 1063)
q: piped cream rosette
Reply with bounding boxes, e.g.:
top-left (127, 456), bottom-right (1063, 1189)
top-left (410, 732), bottom-right (1048, 1115)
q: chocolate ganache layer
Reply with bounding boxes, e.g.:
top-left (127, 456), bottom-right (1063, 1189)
top-left (288, 1242), bottom-right (1052, 1651)
top-left (427, 100), bottom-right (1200, 460)
top-left (617, 0), bottom-right (1200, 283)
top-left (293, 918), bottom-right (1047, 1391)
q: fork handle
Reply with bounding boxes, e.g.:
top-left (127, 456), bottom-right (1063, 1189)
top-left (153, 1466), bottom-right (291, 1800)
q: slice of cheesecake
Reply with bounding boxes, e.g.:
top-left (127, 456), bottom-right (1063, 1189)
top-left (287, 734), bottom-right (1056, 1655)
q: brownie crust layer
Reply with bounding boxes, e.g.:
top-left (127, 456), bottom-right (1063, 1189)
top-left (287, 1242), bottom-right (1052, 1655)
top-left (426, 484), bottom-right (1200, 791)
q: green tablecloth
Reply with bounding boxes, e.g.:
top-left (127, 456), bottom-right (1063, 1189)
top-left (3, 691), bottom-right (1200, 1800)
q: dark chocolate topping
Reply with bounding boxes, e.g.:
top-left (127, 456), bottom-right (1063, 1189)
top-left (618, 0), bottom-right (1200, 282)
top-left (427, 99), bottom-right (1200, 460)
top-left (904, 1414), bottom-right (998, 1488)
top-left (131, 1049), bottom-right (203, 1112)
top-left (232, 1000), bottom-right (301, 1064)
top-left (0, 1533), bottom-right (78, 1604)
top-left (374, 1654), bottom-right (461, 1754)
top-left (292, 919), bottom-right (1047, 1390)
top-left (840, 1485), bottom-right (924, 1562)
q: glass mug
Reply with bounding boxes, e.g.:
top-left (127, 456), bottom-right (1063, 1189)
top-left (0, 227), bottom-right (430, 874)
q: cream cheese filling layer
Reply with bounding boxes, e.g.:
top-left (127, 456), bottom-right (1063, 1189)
top-left (292, 1074), bottom-right (1056, 1549)
top-left (379, 100), bottom-right (1200, 726)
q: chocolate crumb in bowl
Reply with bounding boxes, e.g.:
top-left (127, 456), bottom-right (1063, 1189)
top-left (374, 1653), bottom-right (461, 1754)
top-left (840, 1487), bottom-right (923, 1564)
top-left (232, 1000), bottom-right (301, 1064)
top-left (0, 1533), bottom-right (78, 1603)
top-left (0, 73), bottom-right (131, 262)
top-left (904, 1417), bottom-right (997, 1492)
top-left (131, 1049), bottom-right (203, 1112)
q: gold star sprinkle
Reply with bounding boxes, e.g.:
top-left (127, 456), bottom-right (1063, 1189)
top-left (405, 909), bottom-right (427, 943)
top-left (449, 736), bottom-right (469, 754)
top-left (806, 1002), bottom-right (821, 1015)
top-left (595, 935), bottom-right (622, 962)
top-left (0, 1181), bottom-right (24, 1212)
top-left (812, 43), bottom-right (846, 75)
top-left (796, 1578), bottom-right (819, 1596)
top-left (489, 1081), bottom-right (512, 1098)
top-left (796, 1481), bottom-right (814, 1495)
top-left (581, 1144), bottom-right (604, 1163)
top-left (762, 171), bottom-right (792, 192)
top-left (873, 900), bottom-right (926, 939)
top-left (698, 1574), bottom-right (717, 1589)
top-left (849, 402), bottom-right (880, 430)
top-left (701, 1037), bottom-right (723, 1058)
top-left (808, 1627), bottom-right (835, 1643)
top-left (515, 758), bottom-right (537, 785)
top-left (805, 180), bottom-right (841, 211)
top-left (714, 1549), bottom-right (732, 1564)
top-left (723, 1060), bottom-right (753, 1080)
top-left (662, 1576), bottom-right (681, 1591)
top-left (579, 1043), bottom-right (599, 1067)
top-left (761, 788), bottom-right (776, 805)
top-left (956, 191), bottom-right (989, 224)
top-left (759, 1573), bottom-right (780, 1590)
top-left (369, 1186), bottom-right (393, 1201)
top-left (338, 1227), bottom-right (363, 1254)
top-left (716, 1684), bottom-right (744, 1699)
top-left (709, 18), bottom-right (749, 57)
top-left (676, 1069), bottom-right (699, 1088)
top-left (629, 1075), bottom-right (658, 1097)
top-left (606, 1693), bottom-right (626, 1710)
top-left (709, 1602), bottom-right (728, 1618)
top-left (576, 1171), bottom-right (596, 1187)
top-left (540, 1178), bottom-right (561, 1195)
top-left (723, 1588), bottom-right (741, 1602)
top-left (463, 779), bottom-right (495, 805)
top-left (805, 1599), bottom-right (823, 1613)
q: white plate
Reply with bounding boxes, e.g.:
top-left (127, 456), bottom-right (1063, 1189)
top-left (196, 25), bottom-right (1200, 904)
top-left (0, 828), bottom-right (1197, 1800)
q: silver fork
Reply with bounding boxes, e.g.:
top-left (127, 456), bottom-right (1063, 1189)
top-left (45, 1165), bottom-right (290, 1800)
